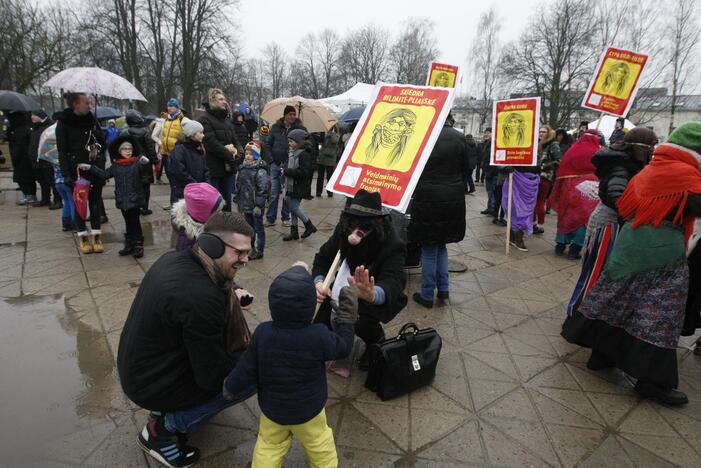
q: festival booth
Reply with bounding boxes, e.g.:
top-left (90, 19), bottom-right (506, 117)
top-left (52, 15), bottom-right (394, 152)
top-left (319, 83), bottom-right (375, 115)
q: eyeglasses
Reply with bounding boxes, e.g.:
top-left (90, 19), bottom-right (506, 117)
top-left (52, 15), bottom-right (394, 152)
top-left (221, 240), bottom-right (250, 258)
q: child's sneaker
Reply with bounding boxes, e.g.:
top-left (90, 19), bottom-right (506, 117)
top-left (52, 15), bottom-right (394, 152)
top-left (137, 418), bottom-right (200, 468)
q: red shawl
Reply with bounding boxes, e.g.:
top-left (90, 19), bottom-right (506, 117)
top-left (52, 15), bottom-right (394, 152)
top-left (617, 143), bottom-right (701, 242)
top-left (548, 132), bottom-right (601, 234)
top-left (114, 156), bottom-right (139, 166)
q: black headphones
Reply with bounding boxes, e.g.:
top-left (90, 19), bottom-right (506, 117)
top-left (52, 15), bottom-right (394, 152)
top-left (198, 233), bottom-right (226, 259)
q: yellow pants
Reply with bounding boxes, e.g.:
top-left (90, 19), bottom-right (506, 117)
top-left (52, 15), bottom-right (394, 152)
top-left (252, 409), bottom-right (338, 468)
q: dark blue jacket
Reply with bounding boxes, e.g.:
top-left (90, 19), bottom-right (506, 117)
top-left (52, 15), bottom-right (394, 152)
top-left (167, 139), bottom-right (209, 200)
top-left (224, 266), bottom-right (353, 425)
top-left (87, 134), bottom-right (145, 210)
top-left (235, 159), bottom-right (270, 214)
top-left (264, 118), bottom-right (307, 165)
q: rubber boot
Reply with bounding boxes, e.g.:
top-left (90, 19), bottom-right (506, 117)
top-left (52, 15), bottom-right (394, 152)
top-left (92, 229), bottom-right (104, 254)
top-left (282, 225), bottom-right (299, 241)
top-left (118, 234), bottom-right (134, 256)
top-left (132, 237), bottom-right (144, 258)
top-left (78, 231), bottom-right (93, 254)
top-left (568, 244), bottom-right (582, 260)
top-left (301, 219), bottom-right (317, 239)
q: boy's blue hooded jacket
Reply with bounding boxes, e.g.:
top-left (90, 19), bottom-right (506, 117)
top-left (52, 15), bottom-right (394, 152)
top-left (223, 265), bottom-right (353, 425)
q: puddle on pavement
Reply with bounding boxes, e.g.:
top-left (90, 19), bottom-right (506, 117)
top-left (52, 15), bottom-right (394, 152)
top-left (100, 218), bottom-right (173, 247)
top-left (0, 294), bottom-right (115, 464)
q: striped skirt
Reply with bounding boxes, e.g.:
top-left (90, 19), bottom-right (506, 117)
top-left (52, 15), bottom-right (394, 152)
top-left (567, 222), bottom-right (620, 316)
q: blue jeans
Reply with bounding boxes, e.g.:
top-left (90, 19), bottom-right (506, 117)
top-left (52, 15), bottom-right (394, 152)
top-left (266, 162), bottom-right (290, 223)
top-left (164, 386), bottom-right (256, 434)
top-left (285, 196), bottom-right (309, 227)
top-left (55, 183), bottom-right (76, 224)
top-left (485, 176), bottom-right (497, 211)
top-left (244, 213), bottom-right (266, 254)
top-left (210, 175), bottom-right (234, 212)
top-left (420, 244), bottom-right (449, 301)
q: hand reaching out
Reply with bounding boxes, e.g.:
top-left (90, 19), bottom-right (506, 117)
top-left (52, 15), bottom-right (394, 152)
top-left (348, 266), bottom-right (376, 303)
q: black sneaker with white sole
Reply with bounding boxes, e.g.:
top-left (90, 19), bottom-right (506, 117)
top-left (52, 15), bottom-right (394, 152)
top-left (137, 419), bottom-right (200, 468)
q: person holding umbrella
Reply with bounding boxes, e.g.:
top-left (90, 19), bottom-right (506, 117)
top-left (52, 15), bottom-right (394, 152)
top-left (56, 92), bottom-right (107, 254)
top-left (28, 110), bottom-right (61, 209)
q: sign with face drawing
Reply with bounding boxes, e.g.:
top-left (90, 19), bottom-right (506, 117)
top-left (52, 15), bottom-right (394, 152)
top-left (426, 62), bottom-right (460, 89)
top-left (491, 97), bottom-right (541, 166)
top-left (327, 84), bottom-right (454, 213)
top-left (582, 47), bottom-right (648, 116)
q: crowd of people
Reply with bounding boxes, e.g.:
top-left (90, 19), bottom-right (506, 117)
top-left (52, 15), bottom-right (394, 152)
top-left (6, 89), bottom-right (701, 467)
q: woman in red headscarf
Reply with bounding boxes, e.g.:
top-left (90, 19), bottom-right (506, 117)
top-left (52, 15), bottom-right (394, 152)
top-left (562, 122), bottom-right (701, 406)
top-left (547, 130), bottom-right (601, 259)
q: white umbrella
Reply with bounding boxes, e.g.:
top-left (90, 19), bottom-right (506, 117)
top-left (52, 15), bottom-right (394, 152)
top-left (44, 67), bottom-right (147, 101)
top-left (583, 116), bottom-right (635, 139)
top-left (261, 96), bottom-right (337, 133)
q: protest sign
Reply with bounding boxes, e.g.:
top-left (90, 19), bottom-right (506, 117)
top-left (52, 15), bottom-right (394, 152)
top-left (426, 62), bottom-right (460, 88)
top-left (326, 84), bottom-right (454, 213)
top-left (582, 47), bottom-right (648, 117)
top-left (490, 97), bottom-right (541, 167)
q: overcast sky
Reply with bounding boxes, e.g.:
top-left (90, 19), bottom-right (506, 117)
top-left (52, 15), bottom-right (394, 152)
top-left (237, 0), bottom-right (542, 96)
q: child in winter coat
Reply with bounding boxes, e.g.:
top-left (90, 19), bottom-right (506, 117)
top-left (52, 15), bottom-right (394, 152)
top-left (167, 119), bottom-right (209, 201)
top-left (282, 129), bottom-right (317, 241)
top-left (171, 182), bottom-right (224, 251)
top-left (223, 263), bottom-right (357, 468)
top-left (79, 134), bottom-right (150, 258)
top-left (235, 140), bottom-right (270, 260)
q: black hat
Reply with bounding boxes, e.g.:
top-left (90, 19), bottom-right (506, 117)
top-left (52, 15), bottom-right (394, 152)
top-left (283, 105), bottom-right (296, 116)
top-left (32, 109), bottom-right (47, 119)
top-left (343, 189), bottom-right (386, 217)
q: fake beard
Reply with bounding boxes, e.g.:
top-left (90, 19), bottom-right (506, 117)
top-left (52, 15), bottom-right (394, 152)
top-left (341, 232), bottom-right (383, 270)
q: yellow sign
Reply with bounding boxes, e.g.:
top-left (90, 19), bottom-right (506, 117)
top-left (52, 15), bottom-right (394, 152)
top-left (592, 58), bottom-right (641, 99)
top-left (496, 110), bottom-right (534, 149)
top-left (426, 62), bottom-right (460, 89)
top-left (350, 102), bottom-right (436, 173)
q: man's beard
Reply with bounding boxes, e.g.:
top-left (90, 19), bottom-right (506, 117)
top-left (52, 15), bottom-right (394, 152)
top-left (341, 232), bottom-right (382, 270)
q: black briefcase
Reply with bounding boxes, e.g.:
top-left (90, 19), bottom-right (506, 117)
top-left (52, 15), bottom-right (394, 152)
top-left (364, 323), bottom-right (442, 401)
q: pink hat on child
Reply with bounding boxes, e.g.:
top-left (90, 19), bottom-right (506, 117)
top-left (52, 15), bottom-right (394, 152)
top-left (184, 183), bottom-right (224, 223)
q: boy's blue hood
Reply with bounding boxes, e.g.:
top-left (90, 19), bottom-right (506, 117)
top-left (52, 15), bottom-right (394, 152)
top-left (268, 266), bottom-right (317, 326)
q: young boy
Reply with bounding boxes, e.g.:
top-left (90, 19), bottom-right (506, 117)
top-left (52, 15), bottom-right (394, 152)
top-left (223, 263), bottom-right (357, 468)
top-left (79, 134), bottom-right (150, 257)
top-left (235, 141), bottom-right (269, 260)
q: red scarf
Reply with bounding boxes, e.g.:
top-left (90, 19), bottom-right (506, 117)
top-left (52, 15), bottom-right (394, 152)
top-left (617, 143), bottom-right (701, 242)
top-left (114, 156), bottom-right (139, 166)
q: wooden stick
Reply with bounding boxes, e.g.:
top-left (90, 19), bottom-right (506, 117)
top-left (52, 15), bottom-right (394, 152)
top-left (595, 111), bottom-right (605, 131)
top-left (313, 249), bottom-right (343, 320)
top-left (505, 171), bottom-right (514, 256)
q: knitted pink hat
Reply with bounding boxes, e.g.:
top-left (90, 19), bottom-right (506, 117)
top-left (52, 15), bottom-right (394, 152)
top-left (184, 183), bottom-right (224, 223)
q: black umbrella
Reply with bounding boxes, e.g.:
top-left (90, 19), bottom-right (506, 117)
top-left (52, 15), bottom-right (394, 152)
top-left (93, 106), bottom-right (123, 121)
top-left (0, 90), bottom-right (42, 112)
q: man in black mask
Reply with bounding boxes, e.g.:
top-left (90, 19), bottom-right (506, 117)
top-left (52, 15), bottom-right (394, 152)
top-left (312, 189), bottom-right (408, 369)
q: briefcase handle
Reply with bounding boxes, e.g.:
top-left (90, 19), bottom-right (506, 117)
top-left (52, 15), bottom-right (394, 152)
top-left (397, 322), bottom-right (420, 338)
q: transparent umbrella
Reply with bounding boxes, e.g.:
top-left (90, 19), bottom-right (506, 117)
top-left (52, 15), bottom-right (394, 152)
top-left (261, 96), bottom-right (336, 133)
top-left (43, 67), bottom-right (147, 101)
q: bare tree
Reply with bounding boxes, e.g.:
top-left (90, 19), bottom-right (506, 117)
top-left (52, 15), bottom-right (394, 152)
top-left (263, 42), bottom-right (287, 99)
top-left (295, 33), bottom-right (322, 98)
top-left (141, 0), bottom-right (181, 111)
top-left (668, 0), bottom-right (700, 133)
top-left (389, 18), bottom-right (439, 85)
top-left (316, 29), bottom-right (342, 96)
top-left (469, 7), bottom-right (502, 130)
top-left (500, 0), bottom-right (599, 128)
top-left (339, 24), bottom-right (389, 85)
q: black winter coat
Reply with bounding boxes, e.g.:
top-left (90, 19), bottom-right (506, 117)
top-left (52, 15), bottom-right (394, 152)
top-left (313, 223), bottom-right (408, 324)
top-left (224, 266), bottom-right (353, 425)
top-left (122, 111), bottom-right (157, 184)
top-left (264, 118), bottom-right (307, 165)
top-left (480, 139), bottom-right (498, 177)
top-left (198, 106), bottom-right (241, 178)
top-left (56, 108), bottom-right (106, 186)
top-left (231, 112), bottom-right (251, 152)
top-left (117, 249), bottom-right (241, 412)
top-left (8, 113), bottom-right (31, 184)
top-left (408, 125), bottom-right (467, 245)
top-left (284, 145), bottom-right (313, 199)
top-left (235, 160), bottom-right (270, 213)
top-left (87, 134), bottom-right (145, 211)
top-left (591, 147), bottom-right (645, 211)
top-left (167, 139), bottom-right (210, 200)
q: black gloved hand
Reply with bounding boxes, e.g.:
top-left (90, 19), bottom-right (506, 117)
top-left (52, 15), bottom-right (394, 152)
top-left (332, 286), bottom-right (359, 325)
